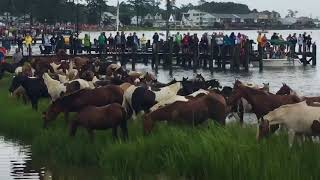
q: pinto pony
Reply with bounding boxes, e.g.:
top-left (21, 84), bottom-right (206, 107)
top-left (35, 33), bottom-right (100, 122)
top-left (258, 101), bottom-right (320, 147)
top-left (143, 92), bottom-right (227, 135)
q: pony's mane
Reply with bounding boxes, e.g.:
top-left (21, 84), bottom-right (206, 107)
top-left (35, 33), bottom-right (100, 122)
top-left (239, 85), bottom-right (269, 95)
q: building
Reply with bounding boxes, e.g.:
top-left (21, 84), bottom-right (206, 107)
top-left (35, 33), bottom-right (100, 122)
top-left (182, 10), bottom-right (218, 27)
top-left (130, 16), bottom-right (142, 26)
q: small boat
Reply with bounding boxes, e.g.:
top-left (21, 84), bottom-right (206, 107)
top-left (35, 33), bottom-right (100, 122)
top-left (257, 29), bottom-right (269, 34)
top-left (251, 58), bottom-right (302, 67)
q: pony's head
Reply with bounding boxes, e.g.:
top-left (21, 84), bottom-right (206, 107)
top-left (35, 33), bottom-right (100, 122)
top-left (9, 75), bottom-right (26, 93)
top-left (42, 101), bottom-right (63, 128)
top-left (227, 84), bottom-right (245, 106)
top-left (276, 83), bottom-right (292, 95)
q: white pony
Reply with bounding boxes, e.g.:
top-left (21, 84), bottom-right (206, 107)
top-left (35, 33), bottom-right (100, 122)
top-left (258, 101), bottom-right (320, 147)
top-left (150, 89), bottom-right (209, 112)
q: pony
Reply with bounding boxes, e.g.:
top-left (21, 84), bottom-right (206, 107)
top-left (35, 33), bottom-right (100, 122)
top-left (227, 83), bottom-right (301, 125)
top-left (276, 83), bottom-right (320, 105)
top-left (258, 101), bottom-right (320, 147)
top-left (42, 85), bottom-right (124, 128)
top-left (143, 92), bottom-right (227, 135)
top-left (70, 103), bottom-right (128, 140)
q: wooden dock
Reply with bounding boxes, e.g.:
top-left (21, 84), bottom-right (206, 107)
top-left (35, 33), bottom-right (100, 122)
top-left (7, 39), bottom-right (317, 72)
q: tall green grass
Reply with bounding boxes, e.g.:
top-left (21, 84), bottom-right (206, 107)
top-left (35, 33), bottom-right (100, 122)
top-left (1, 74), bottom-right (320, 179)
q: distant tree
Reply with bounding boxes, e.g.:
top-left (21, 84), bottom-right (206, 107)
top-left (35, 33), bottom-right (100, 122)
top-left (286, 9), bottom-right (298, 18)
top-left (86, 0), bottom-right (107, 25)
top-left (128, 0), bottom-right (152, 26)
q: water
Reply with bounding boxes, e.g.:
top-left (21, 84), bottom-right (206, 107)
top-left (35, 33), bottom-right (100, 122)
top-left (0, 137), bottom-right (103, 180)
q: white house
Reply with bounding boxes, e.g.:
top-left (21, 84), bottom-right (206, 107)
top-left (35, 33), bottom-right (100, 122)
top-left (182, 9), bottom-right (217, 27)
top-left (131, 16), bottom-right (142, 25)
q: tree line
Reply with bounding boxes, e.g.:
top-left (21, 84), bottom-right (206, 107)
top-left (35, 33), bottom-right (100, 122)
top-left (0, 0), bottom-right (262, 26)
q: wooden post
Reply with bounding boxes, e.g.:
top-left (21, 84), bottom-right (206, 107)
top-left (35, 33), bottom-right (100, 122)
top-left (209, 39), bottom-right (214, 71)
top-left (131, 48), bottom-right (136, 71)
top-left (258, 45), bottom-right (263, 71)
top-left (244, 41), bottom-right (250, 72)
top-left (168, 38), bottom-right (173, 74)
top-left (234, 45), bottom-right (240, 71)
top-left (222, 46), bottom-right (226, 71)
top-left (312, 43), bottom-right (317, 66)
top-left (155, 43), bottom-right (159, 73)
top-left (303, 46), bottom-right (307, 66)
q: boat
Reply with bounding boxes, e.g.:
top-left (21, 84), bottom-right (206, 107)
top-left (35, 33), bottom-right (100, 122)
top-left (257, 29), bottom-right (269, 34)
top-left (251, 58), bottom-right (302, 67)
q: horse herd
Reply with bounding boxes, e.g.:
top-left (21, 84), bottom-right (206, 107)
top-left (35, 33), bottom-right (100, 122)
top-left (2, 55), bottom-right (320, 146)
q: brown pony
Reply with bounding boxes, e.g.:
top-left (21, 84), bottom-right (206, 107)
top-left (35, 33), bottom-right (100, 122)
top-left (70, 103), bottom-right (128, 140)
top-left (42, 85), bottom-right (124, 128)
top-left (227, 84), bottom-right (301, 121)
top-left (143, 92), bottom-right (227, 135)
top-left (276, 83), bottom-right (320, 105)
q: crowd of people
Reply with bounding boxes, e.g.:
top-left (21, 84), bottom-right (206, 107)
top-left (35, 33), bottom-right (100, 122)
top-left (0, 29), bottom-right (315, 64)
top-left (257, 32), bottom-right (314, 59)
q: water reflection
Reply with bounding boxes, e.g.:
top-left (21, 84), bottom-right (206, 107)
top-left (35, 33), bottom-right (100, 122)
top-left (0, 137), bottom-right (40, 180)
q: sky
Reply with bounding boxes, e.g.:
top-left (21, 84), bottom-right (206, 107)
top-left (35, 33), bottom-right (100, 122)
top-left (107, 0), bottom-right (320, 18)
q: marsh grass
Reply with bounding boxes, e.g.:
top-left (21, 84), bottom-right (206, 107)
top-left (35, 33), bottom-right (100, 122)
top-left (1, 74), bottom-right (320, 179)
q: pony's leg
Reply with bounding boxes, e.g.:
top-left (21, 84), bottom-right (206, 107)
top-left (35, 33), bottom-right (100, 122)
top-left (120, 121), bottom-right (129, 141)
top-left (87, 129), bottom-right (94, 141)
top-left (112, 127), bottom-right (118, 141)
top-left (69, 120), bottom-right (78, 137)
top-left (64, 111), bottom-right (69, 124)
top-left (288, 130), bottom-right (296, 148)
top-left (238, 100), bottom-right (244, 125)
top-left (296, 134), bottom-right (303, 146)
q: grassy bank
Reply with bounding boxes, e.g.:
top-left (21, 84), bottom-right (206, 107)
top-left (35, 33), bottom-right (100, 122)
top-left (1, 74), bottom-right (320, 179)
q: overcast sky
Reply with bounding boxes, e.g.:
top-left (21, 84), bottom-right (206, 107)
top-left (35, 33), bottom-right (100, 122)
top-left (107, 0), bottom-right (320, 18)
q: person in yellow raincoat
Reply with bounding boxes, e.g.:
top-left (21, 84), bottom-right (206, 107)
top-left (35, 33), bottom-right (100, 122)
top-left (24, 33), bottom-right (33, 56)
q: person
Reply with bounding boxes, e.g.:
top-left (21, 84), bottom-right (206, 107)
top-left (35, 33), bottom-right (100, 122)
top-left (257, 32), bottom-right (262, 51)
top-left (133, 32), bottom-right (139, 51)
top-left (175, 32), bottom-right (182, 52)
top-left (306, 35), bottom-right (312, 52)
top-left (2, 35), bottom-right (11, 54)
top-left (126, 33), bottom-right (134, 51)
top-left (115, 32), bottom-right (121, 51)
top-left (12, 48), bottom-right (23, 64)
top-left (199, 33), bottom-right (208, 54)
top-left (291, 33), bottom-right (297, 53)
top-left (0, 47), bottom-right (6, 63)
top-left (98, 32), bottom-right (106, 54)
top-left (152, 32), bottom-right (159, 44)
top-left (84, 34), bottom-right (91, 54)
top-left (50, 34), bottom-right (56, 52)
top-left (140, 34), bottom-right (147, 51)
top-left (286, 34), bottom-right (292, 52)
top-left (43, 34), bottom-right (52, 54)
top-left (17, 35), bottom-right (24, 55)
top-left (107, 33), bottom-right (114, 52)
top-left (69, 34), bottom-right (74, 54)
top-left (182, 33), bottom-right (190, 53)
top-left (24, 33), bottom-right (33, 56)
top-left (120, 31), bottom-right (126, 51)
top-left (55, 34), bottom-right (65, 53)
